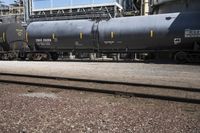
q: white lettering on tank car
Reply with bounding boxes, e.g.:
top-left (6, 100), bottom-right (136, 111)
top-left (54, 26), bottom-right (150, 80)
top-left (36, 38), bottom-right (52, 46)
top-left (104, 41), bottom-right (114, 44)
top-left (43, 39), bottom-right (52, 42)
top-left (36, 39), bottom-right (42, 42)
top-left (36, 38), bottom-right (52, 42)
top-left (174, 38), bottom-right (181, 45)
top-left (185, 29), bottom-right (200, 38)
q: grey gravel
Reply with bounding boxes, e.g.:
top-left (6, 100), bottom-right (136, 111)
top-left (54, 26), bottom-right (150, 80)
top-left (0, 61), bottom-right (200, 132)
top-left (0, 83), bottom-right (199, 133)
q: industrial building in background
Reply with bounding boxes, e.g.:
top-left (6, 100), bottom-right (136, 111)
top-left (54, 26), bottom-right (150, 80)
top-left (1, 0), bottom-right (200, 23)
top-left (0, 0), bottom-right (24, 23)
top-left (28, 0), bottom-right (123, 22)
top-left (151, 0), bottom-right (200, 14)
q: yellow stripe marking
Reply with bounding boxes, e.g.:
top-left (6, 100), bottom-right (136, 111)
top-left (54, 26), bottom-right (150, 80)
top-left (52, 33), bottom-right (55, 40)
top-left (111, 32), bottom-right (115, 39)
top-left (150, 30), bottom-right (154, 38)
top-left (80, 32), bottom-right (83, 40)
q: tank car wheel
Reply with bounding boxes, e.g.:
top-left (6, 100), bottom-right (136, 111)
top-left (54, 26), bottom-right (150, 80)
top-left (0, 54), bottom-right (3, 60)
top-left (50, 52), bottom-right (59, 61)
top-left (20, 56), bottom-right (26, 61)
top-left (40, 53), bottom-right (50, 61)
top-left (174, 51), bottom-right (188, 63)
top-left (8, 53), bottom-right (17, 60)
top-left (27, 54), bottom-right (34, 61)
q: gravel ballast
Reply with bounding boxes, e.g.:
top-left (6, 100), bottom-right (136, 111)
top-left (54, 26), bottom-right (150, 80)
top-left (0, 84), bottom-right (199, 133)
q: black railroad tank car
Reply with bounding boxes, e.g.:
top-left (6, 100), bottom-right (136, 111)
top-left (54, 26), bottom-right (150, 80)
top-left (27, 12), bottom-right (200, 52)
top-left (27, 20), bottom-right (95, 52)
top-left (26, 12), bottom-right (200, 61)
top-left (0, 23), bottom-right (27, 51)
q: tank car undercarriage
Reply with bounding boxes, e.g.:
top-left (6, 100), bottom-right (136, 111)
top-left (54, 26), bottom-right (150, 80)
top-left (0, 51), bottom-right (19, 60)
top-left (0, 47), bottom-right (200, 63)
top-left (2, 48), bottom-right (196, 63)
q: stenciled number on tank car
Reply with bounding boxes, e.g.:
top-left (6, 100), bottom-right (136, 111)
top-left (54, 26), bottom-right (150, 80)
top-left (185, 29), bottom-right (200, 38)
top-left (36, 38), bottom-right (52, 46)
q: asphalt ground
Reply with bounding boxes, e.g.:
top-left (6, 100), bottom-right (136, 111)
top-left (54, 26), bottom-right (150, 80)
top-left (0, 61), bottom-right (199, 88)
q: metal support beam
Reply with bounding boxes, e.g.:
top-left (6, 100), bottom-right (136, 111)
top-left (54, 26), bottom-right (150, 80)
top-left (144, 0), bottom-right (149, 15)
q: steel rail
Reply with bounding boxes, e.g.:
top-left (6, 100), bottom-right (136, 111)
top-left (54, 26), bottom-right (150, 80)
top-left (0, 73), bottom-right (200, 104)
top-left (0, 72), bottom-right (200, 93)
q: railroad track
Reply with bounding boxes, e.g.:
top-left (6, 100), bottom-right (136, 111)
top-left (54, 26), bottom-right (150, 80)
top-left (0, 72), bottom-right (200, 104)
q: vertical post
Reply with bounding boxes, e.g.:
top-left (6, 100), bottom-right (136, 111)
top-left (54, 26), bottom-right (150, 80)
top-left (144, 0), bottom-right (149, 15)
top-left (29, 0), bottom-right (33, 16)
top-left (23, 0), bottom-right (27, 22)
top-left (114, 5), bottom-right (117, 18)
top-left (117, 53), bottom-right (120, 61)
top-left (140, 0), bottom-right (143, 15)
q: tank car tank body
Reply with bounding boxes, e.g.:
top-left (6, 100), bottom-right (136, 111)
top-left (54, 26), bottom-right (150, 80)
top-left (0, 23), bottom-right (27, 59)
top-left (26, 12), bottom-right (200, 61)
top-left (27, 19), bottom-right (96, 60)
top-left (27, 20), bottom-right (95, 51)
top-left (98, 12), bottom-right (200, 52)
